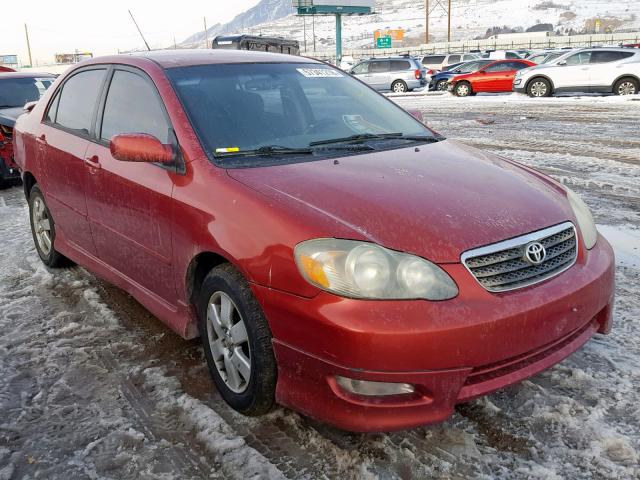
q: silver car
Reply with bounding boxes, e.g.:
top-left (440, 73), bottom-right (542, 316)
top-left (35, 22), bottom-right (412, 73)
top-left (350, 57), bottom-right (426, 93)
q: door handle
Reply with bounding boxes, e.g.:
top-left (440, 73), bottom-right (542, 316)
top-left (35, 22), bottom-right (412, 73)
top-left (36, 133), bottom-right (46, 144)
top-left (85, 155), bottom-right (101, 171)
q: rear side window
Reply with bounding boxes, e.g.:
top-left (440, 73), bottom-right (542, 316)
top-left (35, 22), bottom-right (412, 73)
top-left (370, 61), bottom-right (390, 73)
top-left (590, 51), bottom-right (635, 63)
top-left (100, 70), bottom-right (170, 143)
top-left (448, 55), bottom-right (461, 64)
top-left (54, 69), bottom-right (106, 134)
top-left (463, 54), bottom-right (477, 61)
top-left (390, 60), bottom-right (411, 71)
top-left (505, 52), bottom-right (520, 59)
top-left (422, 55), bottom-right (446, 65)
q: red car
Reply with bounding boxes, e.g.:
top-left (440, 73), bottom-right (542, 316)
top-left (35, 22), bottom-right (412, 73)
top-left (450, 59), bottom-right (536, 96)
top-left (14, 51), bottom-right (614, 432)
top-left (0, 72), bottom-right (55, 187)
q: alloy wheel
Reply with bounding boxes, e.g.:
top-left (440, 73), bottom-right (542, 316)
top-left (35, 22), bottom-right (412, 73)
top-left (530, 81), bottom-right (548, 97)
top-left (456, 84), bottom-right (470, 96)
top-left (618, 81), bottom-right (636, 96)
top-left (32, 197), bottom-right (52, 255)
top-left (393, 82), bottom-right (406, 93)
top-left (206, 291), bottom-right (251, 393)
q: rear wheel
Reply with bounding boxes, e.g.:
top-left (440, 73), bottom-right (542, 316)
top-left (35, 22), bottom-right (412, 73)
top-left (391, 80), bottom-right (408, 93)
top-left (613, 77), bottom-right (638, 96)
top-left (527, 77), bottom-right (551, 97)
top-left (198, 264), bottom-right (277, 416)
top-left (454, 82), bottom-right (472, 97)
top-left (28, 185), bottom-right (72, 268)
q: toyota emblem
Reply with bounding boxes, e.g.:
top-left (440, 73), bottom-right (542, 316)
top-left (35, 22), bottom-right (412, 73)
top-left (524, 242), bottom-right (546, 265)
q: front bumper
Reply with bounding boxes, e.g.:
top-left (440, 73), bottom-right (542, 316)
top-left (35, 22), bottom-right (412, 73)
top-left (253, 235), bottom-right (615, 432)
top-left (513, 78), bottom-right (526, 93)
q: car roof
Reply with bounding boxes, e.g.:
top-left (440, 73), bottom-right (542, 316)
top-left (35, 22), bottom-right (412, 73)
top-left (0, 72), bottom-right (55, 79)
top-left (79, 49), bottom-right (320, 69)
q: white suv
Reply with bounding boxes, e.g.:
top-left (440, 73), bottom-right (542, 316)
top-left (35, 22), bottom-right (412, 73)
top-left (514, 48), bottom-right (640, 97)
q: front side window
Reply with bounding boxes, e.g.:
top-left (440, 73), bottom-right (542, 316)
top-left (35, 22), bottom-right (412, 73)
top-left (484, 63), bottom-right (510, 72)
top-left (100, 69), bottom-right (170, 143)
top-left (351, 62), bottom-right (369, 74)
top-left (0, 76), bottom-right (54, 108)
top-left (565, 52), bottom-right (592, 65)
top-left (167, 63), bottom-right (436, 166)
top-left (54, 69), bottom-right (106, 134)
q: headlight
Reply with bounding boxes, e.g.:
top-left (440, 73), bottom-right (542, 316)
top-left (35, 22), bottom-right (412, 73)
top-left (294, 239), bottom-right (458, 300)
top-left (566, 188), bottom-right (598, 249)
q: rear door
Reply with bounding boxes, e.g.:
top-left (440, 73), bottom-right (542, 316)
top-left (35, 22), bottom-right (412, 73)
top-left (84, 66), bottom-right (180, 303)
top-left (39, 67), bottom-right (108, 255)
top-left (588, 51), bottom-right (636, 90)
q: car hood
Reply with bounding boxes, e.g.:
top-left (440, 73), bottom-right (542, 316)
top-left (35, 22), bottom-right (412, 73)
top-left (227, 140), bottom-right (573, 263)
top-left (0, 107), bottom-right (24, 128)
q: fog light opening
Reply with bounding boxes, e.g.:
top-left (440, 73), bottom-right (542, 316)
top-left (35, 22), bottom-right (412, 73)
top-left (335, 376), bottom-right (415, 397)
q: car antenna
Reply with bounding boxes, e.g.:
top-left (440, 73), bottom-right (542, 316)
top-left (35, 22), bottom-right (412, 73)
top-left (128, 9), bottom-right (151, 51)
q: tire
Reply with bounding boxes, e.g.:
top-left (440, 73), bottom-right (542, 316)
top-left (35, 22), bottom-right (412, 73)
top-left (454, 82), bottom-right (472, 97)
top-left (391, 80), bottom-right (408, 93)
top-left (436, 79), bottom-right (449, 91)
top-left (28, 185), bottom-right (72, 268)
top-left (198, 263), bottom-right (276, 416)
top-left (613, 77), bottom-right (638, 96)
top-left (527, 77), bottom-right (552, 97)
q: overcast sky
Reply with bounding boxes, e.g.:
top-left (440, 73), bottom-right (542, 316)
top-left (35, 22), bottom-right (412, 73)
top-left (4, 0), bottom-right (262, 66)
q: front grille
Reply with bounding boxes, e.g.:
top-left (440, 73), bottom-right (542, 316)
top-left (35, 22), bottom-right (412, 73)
top-left (461, 222), bottom-right (577, 292)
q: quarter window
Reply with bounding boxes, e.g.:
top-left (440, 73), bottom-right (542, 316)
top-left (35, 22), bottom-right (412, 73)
top-left (100, 70), bottom-right (170, 143)
top-left (390, 60), bottom-right (410, 71)
top-left (54, 69), bottom-right (106, 134)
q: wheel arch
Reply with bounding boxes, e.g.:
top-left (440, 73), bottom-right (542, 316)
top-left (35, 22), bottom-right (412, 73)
top-left (525, 75), bottom-right (555, 94)
top-left (22, 171), bottom-right (38, 200)
top-left (185, 251), bottom-right (233, 307)
top-left (612, 74), bottom-right (640, 92)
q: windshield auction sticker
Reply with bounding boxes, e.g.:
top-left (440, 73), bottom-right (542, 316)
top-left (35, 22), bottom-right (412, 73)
top-left (296, 68), bottom-right (343, 78)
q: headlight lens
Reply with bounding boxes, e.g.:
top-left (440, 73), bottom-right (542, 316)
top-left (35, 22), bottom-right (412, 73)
top-left (566, 188), bottom-right (598, 249)
top-left (294, 239), bottom-right (458, 300)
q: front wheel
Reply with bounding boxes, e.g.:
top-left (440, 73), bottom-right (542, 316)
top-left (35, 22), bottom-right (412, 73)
top-left (454, 82), bottom-right (472, 97)
top-left (613, 77), bottom-right (638, 96)
top-left (198, 264), bottom-right (277, 416)
top-left (527, 78), bottom-right (552, 97)
top-left (391, 80), bottom-right (408, 93)
top-left (28, 185), bottom-right (72, 268)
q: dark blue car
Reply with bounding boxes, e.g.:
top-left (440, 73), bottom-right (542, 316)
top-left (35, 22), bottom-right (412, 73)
top-left (428, 59), bottom-right (493, 91)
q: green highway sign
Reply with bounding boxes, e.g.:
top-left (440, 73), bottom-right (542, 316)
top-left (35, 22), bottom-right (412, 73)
top-left (376, 36), bottom-right (392, 48)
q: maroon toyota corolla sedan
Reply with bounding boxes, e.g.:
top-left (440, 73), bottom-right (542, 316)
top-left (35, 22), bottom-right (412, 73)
top-left (13, 50), bottom-right (615, 432)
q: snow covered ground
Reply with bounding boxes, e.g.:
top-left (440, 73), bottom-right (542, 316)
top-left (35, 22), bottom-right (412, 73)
top-left (1, 93), bottom-right (639, 479)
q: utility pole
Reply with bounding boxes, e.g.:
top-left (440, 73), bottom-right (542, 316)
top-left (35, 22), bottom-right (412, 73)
top-left (24, 23), bottom-right (33, 67)
top-left (204, 17), bottom-right (208, 49)
top-left (448, 0), bottom-right (452, 42)
top-left (425, 0), bottom-right (429, 44)
top-left (312, 14), bottom-right (316, 53)
top-left (303, 16), bottom-right (307, 53)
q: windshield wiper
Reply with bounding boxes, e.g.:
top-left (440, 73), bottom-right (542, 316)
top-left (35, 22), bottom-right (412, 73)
top-left (0, 105), bottom-right (20, 109)
top-left (309, 133), bottom-right (444, 147)
top-left (216, 145), bottom-right (314, 158)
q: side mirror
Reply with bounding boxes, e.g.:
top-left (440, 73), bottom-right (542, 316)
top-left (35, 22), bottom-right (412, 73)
top-left (406, 108), bottom-right (424, 123)
top-left (557, 60), bottom-right (567, 66)
top-left (23, 101), bottom-right (38, 113)
top-left (110, 133), bottom-right (174, 163)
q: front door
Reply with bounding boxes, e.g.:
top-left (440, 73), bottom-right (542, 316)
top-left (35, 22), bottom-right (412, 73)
top-left (84, 67), bottom-right (179, 303)
top-left (553, 51), bottom-right (592, 91)
top-left (39, 68), bottom-right (108, 255)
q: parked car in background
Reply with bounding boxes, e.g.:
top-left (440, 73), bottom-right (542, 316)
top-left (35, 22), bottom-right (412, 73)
top-left (514, 47), bottom-right (640, 97)
top-left (481, 50), bottom-right (524, 60)
top-left (429, 59), bottom-right (493, 91)
top-left (622, 43), bottom-right (640, 49)
top-left (350, 56), bottom-right (426, 92)
top-left (0, 72), bottom-right (55, 188)
top-left (527, 50), bottom-right (569, 65)
top-left (450, 59), bottom-right (536, 96)
top-left (14, 49), bottom-right (614, 433)
top-left (0, 66), bottom-right (16, 73)
top-left (421, 53), bottom-right (480, 72)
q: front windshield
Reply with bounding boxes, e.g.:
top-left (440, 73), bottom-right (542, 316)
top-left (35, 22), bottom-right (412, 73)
top-left (166, 62), bottom-right (436, 164)
top-left (0, 76), bottom-right (54, 108)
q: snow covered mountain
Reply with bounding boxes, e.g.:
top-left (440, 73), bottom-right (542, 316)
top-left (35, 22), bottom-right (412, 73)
top-left (182, 0), bottom-right (640, 49)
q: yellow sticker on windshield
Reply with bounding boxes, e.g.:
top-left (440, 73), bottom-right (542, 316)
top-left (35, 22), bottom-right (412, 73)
top-left (216, 147), bottom-right (240, 153)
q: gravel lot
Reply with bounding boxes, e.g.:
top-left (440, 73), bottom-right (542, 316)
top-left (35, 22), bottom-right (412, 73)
top-left (1, 93), bottom-right (639, 480)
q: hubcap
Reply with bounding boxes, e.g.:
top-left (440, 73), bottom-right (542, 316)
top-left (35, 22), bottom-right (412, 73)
top-left (457, 84), bottom-right (469, 96)
top-left (618, 81), bottom-right (636, 95)
top-left (531, 81), bottom-right (547, 97)
top-left (393, 82), bottom-right (405, 92)
top-left (206, 291), bottom-right (251, 393)
top-left (32, 197), bottom-right (52, 255)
